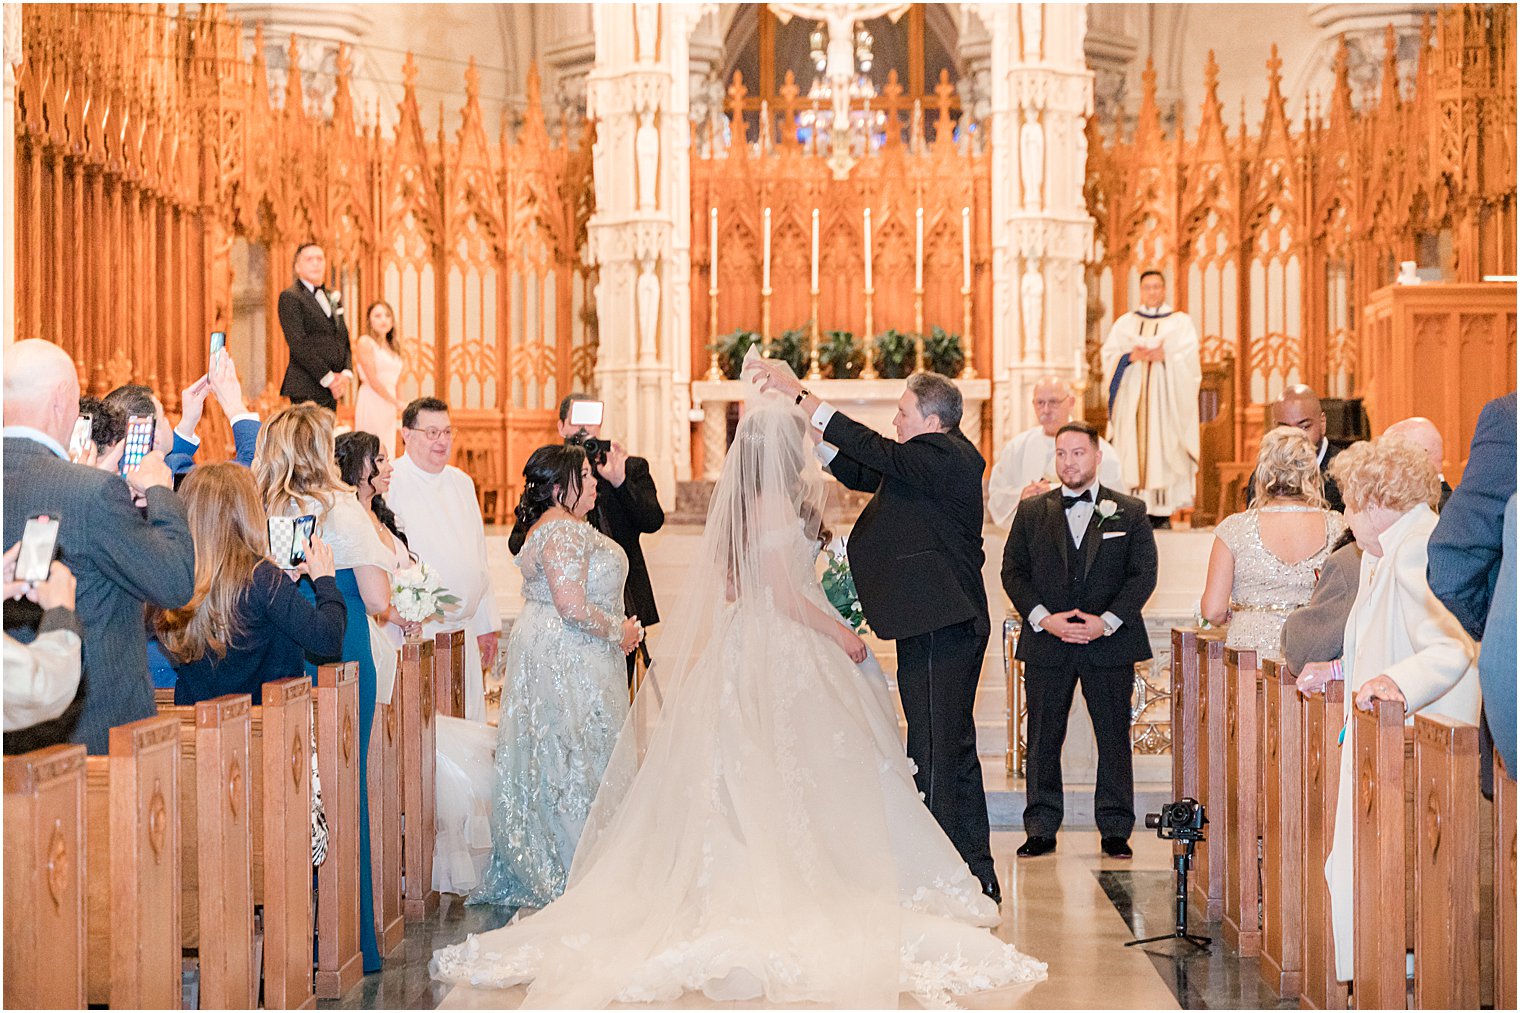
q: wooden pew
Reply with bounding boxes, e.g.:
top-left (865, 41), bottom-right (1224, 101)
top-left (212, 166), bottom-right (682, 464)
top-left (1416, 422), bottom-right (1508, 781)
top-left (1352, 697), bottom-right (1406, 1010)
top-left (252, 678), bottom-right (317, 1010)
top-left (434, 629), bottom-right (466, 720)
top-left (1412, 714), bottom-right (1480, 1009)
top-left (314, 662), bottom-right (362, 999)
top-left (1299, 681), bottom-right (1348, 1010)
top-left (369, 687), bottom-right (406, 957)
top-left (1259, 658), bottom-right (1304, 997)
top-left (1170, 628), bottom-right (1203, 805)
top-left (1190, 632), bottom-right (1227, 923)
top-left (85, 715), bottom-right (183, 1008)
top-left (158, 695), bottom-right (256, 1010)
top-left (1223, 647), bottom-right (1262, 956)
top-left (1496, 753), bottom-right (1517, 1012)
top-left (401, 637), bottom-right (439, 919)
top-left (4, 744), bottom-right (88, 1009)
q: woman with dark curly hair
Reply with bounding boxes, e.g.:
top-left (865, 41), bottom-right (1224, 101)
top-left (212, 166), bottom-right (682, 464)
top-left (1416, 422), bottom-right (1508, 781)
top-left (467, 444), bottom-right (640, 907)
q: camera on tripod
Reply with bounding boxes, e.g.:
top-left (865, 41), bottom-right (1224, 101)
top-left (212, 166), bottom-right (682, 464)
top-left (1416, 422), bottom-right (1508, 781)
top-left (1144, 797), bottom-right (1207, 842)
top-left (566, 431), bottom-right (610, 468)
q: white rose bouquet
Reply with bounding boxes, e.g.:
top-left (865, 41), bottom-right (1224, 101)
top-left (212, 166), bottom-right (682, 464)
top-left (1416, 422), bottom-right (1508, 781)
top-left (390, 562), bottom-right (461, 623)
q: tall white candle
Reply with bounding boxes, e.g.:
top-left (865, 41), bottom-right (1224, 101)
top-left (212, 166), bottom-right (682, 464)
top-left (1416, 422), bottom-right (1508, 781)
top-left (961, 206), bottom-right (971, 288)
top-left (863, 207), bottom-right (873, 291)
top-left (811, 208), bottom-right (820, 291)
top-left (710, 207), bottom-right (718, 287)
top-left (915, 207), bottom-right (924, 290)
top-left (762, 207), bottom-right (772, 291)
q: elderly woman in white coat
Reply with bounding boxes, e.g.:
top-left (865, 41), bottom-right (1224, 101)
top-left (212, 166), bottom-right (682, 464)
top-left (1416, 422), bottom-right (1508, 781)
top-left (1295, 434), bottom-right (1480, 984)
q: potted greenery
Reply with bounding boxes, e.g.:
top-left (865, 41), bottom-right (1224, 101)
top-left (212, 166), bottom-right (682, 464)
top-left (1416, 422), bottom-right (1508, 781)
top-left (710, 329), bottom-right (762, 379)
top-left (924, 326), bottom-right (966, 377)
top-left (818, 329), bottom-right (862, 378)
top-left (766, 327), bottom-right (810, 379)
top-left (871, 329), bottom-right (916, 379)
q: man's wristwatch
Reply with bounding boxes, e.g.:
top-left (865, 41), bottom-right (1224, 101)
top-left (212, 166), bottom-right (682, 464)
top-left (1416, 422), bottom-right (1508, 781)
top-left (795, 388), bottom-right (811, 406)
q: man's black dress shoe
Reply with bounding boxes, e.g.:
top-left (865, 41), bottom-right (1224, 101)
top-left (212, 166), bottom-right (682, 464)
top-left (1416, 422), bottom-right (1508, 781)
top-left (1016, 836), bottom-right (1057, 857)
top-left (1101, 836), bottom-right (1133, 859)
top-left (980, 880), bottom-right (1002, 905)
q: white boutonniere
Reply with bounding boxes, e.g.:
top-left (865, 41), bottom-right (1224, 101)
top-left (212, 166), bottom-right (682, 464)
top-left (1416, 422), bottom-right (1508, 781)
top-left (1095, 499), bottom-right (1120, 527)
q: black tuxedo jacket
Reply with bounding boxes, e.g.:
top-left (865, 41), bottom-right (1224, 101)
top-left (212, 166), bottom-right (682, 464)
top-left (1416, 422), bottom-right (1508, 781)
top-left (278, 281), bottom-right (351, 409)
top-left (1001, 485), bottom-right (1157, 668)
top-left (3, 438), bottom-right (196, 754)
top-left (592, 456), bottom-right (665, 627)
top-left (823, 413), bottom-right (989, 641)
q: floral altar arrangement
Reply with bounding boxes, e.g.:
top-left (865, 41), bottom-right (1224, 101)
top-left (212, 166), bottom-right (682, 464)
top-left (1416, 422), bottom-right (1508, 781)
top-left (391, 562), bottom-right (461, 624)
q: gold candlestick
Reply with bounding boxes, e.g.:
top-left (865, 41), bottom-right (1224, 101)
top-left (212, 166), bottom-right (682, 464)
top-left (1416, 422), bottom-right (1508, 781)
top-left (807, 288), bottom-right (823, 379)
top-left (704, 283), bottom-right (722, 380)
top-left (761, 287), bottom-right (773, 344)
top-left (861, 288), bottom-right (878, 379)
top-left (913, 289), bottom-right (926, 373)
top-left (959, 284), bottom-right (976, 379)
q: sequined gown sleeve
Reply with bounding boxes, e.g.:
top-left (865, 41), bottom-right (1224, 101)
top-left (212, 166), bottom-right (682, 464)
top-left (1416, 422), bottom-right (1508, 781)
top-left (467, 518), bottom-right (629, 908)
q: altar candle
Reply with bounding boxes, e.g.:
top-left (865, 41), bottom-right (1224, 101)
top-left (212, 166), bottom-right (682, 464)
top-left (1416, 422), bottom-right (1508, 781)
top-left (863, 207), bottom-right (873, 290)
top-left (710, 207), bottom-right (718, 285)
top-left (961, 206), bottom-right (971, 288)
top-left (810, 208), bottom-right (820, 291)
top-left (762, 207), bottom-right (772, 290)
top-left (914, 207), bottom-right (924, 290)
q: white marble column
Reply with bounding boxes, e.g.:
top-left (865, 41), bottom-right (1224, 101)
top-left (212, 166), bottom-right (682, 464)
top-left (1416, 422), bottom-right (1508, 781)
top-left (587, 4), bottom-right (705, 508)
top-left (233, 4), bottom-right (373, 117)
top-left (3, 3), bottom-right (19, 346)
top-left (977, 3), bottom-right (1095, 446)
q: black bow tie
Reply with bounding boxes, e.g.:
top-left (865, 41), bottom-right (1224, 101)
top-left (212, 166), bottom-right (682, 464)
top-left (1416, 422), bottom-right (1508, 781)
top-left (1062, 490), bottom-right (1093, 511)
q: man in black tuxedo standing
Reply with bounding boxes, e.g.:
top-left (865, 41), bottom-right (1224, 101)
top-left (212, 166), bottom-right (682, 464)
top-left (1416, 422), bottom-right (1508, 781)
top-left (1002, 421), bottom-right (1157, 859)
top-left (278, 242), bottom-right (352, 410)
top-left (749, 360), bottom-right (999, 903)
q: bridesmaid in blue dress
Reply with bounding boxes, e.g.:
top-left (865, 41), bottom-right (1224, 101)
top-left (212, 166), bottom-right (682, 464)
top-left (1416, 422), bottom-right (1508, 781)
top-left (468, 444), bottom-right (640, 908)
top-left (255, 404), bottom-right (395, 973)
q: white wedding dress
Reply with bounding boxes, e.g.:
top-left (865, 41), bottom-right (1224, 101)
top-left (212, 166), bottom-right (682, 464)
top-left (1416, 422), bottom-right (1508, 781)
top-left (431, 358), bottom-right (1045, 1008)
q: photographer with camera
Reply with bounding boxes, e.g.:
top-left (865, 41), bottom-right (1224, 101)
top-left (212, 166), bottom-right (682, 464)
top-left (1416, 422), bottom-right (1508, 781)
top-left (510, 394), bottom-right (663, 678)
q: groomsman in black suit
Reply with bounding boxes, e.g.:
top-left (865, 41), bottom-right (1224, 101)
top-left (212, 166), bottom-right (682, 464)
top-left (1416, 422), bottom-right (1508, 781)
top-left (1002, 421), bottom-right (1158, 858)
top-left (749, 360), bottom-right (999, 903)
top-left (278, 242), bottom-right (352, 410)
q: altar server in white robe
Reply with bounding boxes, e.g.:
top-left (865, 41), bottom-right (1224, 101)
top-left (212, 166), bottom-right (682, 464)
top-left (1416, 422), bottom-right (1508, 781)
top-left (1101, 270), bottom-right (1202, 527)
top-left (988, 376), bottom-right (1123, 529)
top-left (386, 397), bottom-right (500, 721)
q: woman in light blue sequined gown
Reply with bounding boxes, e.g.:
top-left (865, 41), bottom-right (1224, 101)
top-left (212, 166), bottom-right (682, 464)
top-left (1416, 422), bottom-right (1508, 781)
top-left (465, 444), bottom-right (642, 908)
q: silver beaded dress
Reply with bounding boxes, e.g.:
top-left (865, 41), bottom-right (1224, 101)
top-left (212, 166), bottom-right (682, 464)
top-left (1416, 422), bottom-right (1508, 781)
top-left (1216, 505), bottom-right (1346, 656)
top-left (467, 517), bottom-right (629, 908)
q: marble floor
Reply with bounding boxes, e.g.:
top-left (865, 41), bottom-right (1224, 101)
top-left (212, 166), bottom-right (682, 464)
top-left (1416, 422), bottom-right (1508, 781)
top-left (318, 829), bottom-right (1300, 1010)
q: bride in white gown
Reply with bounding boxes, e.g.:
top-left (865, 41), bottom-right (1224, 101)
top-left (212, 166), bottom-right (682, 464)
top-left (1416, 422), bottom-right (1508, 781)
top-left (430, 351), bottom-right (1046, 1008)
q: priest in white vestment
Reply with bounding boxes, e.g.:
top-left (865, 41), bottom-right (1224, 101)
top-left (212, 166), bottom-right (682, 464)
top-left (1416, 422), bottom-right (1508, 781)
top-left (385, 397), bottom-right (499, 721)
top-left (1100, 271), bottom-right (1202, 526)
top-left (987, 376), bottom-right (1122, 529)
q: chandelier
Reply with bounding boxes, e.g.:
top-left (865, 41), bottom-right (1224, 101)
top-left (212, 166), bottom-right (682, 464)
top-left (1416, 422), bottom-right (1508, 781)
top-left (799, 20), bottom-right (888, 150)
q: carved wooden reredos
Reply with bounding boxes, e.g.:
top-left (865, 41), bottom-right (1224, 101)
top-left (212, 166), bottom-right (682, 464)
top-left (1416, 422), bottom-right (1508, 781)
top-left (10, 3), bottom-right (1516, 507)
top-left (12, 3), bottom-right (597, 506)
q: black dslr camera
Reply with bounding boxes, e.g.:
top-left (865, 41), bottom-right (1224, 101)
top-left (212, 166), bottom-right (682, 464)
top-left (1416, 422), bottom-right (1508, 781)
top-left (565, 430), bottom-right (610, 469)
top-left (1144, 797), bottom-right (1207, 841)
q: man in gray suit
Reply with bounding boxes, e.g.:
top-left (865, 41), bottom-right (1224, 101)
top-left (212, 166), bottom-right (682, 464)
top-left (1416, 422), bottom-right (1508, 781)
top-left (3, 339), bottom-right (196, 754)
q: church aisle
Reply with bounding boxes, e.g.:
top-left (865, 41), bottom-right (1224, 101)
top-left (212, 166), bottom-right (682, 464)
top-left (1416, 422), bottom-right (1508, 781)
top-left (425, 832), bottom-right (1180, 1011)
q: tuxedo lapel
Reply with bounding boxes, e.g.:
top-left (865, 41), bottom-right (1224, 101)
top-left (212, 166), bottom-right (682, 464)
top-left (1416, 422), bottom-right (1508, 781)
top-left (1050, 492), bottom-right (1071, 576)
top-left (1080, 486), bottom-right (1106, 579)
top-left (299, 283), bottom-right (330, 322)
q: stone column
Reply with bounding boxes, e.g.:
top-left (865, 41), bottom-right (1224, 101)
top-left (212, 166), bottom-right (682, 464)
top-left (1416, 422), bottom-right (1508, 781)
top-left (977, 3), bottom-right (1095, 446)
top-left (3, 3), bottom-right (18, 345)
top-left (235, 4), bottom-right (373, 117)
top-left (587, 4), bottom-right (705, 508)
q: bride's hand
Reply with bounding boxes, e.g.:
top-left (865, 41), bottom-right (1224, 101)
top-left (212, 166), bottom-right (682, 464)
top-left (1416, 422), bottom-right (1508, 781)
top-left (833, 623), bottom-right (868, 664)
top-left (618, 617), bottom-right (642, 655)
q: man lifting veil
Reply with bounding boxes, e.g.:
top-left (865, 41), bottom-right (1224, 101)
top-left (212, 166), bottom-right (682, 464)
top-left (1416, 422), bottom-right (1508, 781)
top-left (748, 358), bottom-right (998, 905)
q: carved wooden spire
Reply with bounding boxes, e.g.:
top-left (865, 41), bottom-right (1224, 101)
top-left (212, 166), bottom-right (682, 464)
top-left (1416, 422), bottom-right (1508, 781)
top-left (1134, 58), bottom-right (1164, 154)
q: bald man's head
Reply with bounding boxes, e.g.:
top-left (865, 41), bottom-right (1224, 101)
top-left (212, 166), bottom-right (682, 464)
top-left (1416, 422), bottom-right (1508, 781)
top-left (1271, 384), bottom-right (1326, 447)
top-left (3, 339), bottom-right (81, 446)
top-left (1031, 375), bottom-right (1075, 434)
top-left (1384, 417), bottom-right (1444, 473)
